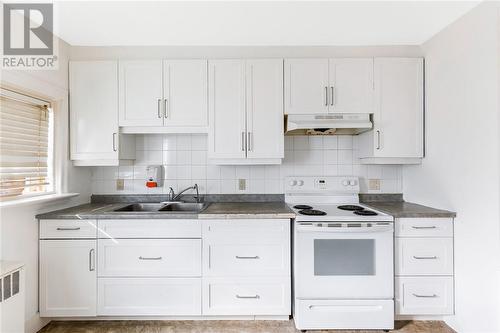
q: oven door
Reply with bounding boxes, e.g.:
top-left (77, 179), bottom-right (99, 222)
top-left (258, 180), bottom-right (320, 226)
top-left (294, 222), bottom-right (394, 299)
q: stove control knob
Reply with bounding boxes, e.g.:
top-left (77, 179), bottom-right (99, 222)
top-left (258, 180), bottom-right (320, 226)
top-left (289, 180), bottom-right (297, 186)
top-left (342, 180), bottom-right (349, 186)
top-left (297, 180), bottom-right (304, 186)
top-left (349, 179), bottom-right (358, 186)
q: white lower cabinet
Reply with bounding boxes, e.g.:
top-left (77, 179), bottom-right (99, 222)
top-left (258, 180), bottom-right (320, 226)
top-left (203, 277), bottom-right (290, 315)
top-left (98, 278), bottom-right (201, 316)
top-left (396, 277), bottom-right (454, 315)
top-left (39, 239), bottom-right (97, 317)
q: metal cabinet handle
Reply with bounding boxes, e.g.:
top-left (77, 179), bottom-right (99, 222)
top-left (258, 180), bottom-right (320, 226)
top-left (241, 132), bottom-right (246, 151)
top-left (412, 226), bottom-right (437, 229)
top-left (376, 130), bottom-right (381, 150)
top-left (247, 132), bottom-right (252, 152)
top-left (112, 132), bottom-right (117, 152)
top-left (56, 227), bottom-right (80, 231)
top-left (324, 86), bottom-right (328, 106)
top-left (164, 98), bottom-right (168, 118)
top-left (89, 249), bottom-right (95, 271)
top-left (413, 293), bottom-right (437, 298)
top-left (139, 256), bottom-right (163, 260)
top-left (157, 98), bottom-right (162, 118)
top-left (236, 294), bottom-right (260, 299)
top-left (413, 256), bottom-right (438, 260)
top-left (331, 86), bottom-right (334, 106)
top-left (235, 255), bottom-right (260, 259)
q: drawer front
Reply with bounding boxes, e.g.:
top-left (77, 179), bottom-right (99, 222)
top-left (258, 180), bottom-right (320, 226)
top-left (396, 218), bottom-right (453, 237)
top-left (202, 277), bottom-right (291, 315)
top-left (40, 219), bottom-right (97, 239)
top-left (204, 240), bottom-right (290, 277)
top-left (396, 238), bottom-right (453, 275)
top-left (294, 299), bottom-right (394, 330)
top-left (97, 278), bottom-right (201, 315)
top-left (98, 239), bottom-right (201, 277)
top-left (203, 219), bottom-right (289, 240)
top-left (396, 276), bottom-right (454, 315)
top-left (97, 219), bottom-right (201, 239)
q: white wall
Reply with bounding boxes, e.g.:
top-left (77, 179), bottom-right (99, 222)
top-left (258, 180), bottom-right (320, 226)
top-left (403, 3), bottom-right (500, 333)
top-left (0, 38), bottom-right (92, 333)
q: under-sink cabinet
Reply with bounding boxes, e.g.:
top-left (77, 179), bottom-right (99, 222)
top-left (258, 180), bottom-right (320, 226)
top-left (394, 218), bottom-right (455, 316)
top-left (39, 218), bottom-right (291, 318)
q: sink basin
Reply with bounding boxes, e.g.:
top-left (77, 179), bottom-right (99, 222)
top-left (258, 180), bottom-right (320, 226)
top-left (113, 203), bottom-right (167, 212)
top-left (112, 202), bottom-right (208, 213)
top-left (159, 202), bottom-right (208, 212)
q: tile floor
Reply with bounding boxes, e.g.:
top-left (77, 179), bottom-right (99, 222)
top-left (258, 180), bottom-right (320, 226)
top-left (39, 320), bottom-right (456, 333)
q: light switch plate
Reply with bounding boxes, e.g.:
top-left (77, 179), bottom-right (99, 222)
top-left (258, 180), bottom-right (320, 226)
top-left (116, 179), bottom-right (124, 191)
top-left (368, 179), bottom-right (381, 191)
top-left (238, 179), bottom-right (246, 191)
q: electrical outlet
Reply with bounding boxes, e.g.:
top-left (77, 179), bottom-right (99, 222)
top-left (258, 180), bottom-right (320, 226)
top-left (116, 179), bottom-right (124, 191)
top-left (238, 179), bottom-right (246, 191)
top-left (368, 179), bottom-right (381, 191)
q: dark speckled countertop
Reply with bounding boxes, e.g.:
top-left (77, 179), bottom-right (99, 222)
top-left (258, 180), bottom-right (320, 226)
top-left (199, 202), bottom-right (295, 219)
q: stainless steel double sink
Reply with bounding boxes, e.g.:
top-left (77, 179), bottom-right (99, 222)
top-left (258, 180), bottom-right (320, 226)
top-left (112, 202), bottom-right (208, 213)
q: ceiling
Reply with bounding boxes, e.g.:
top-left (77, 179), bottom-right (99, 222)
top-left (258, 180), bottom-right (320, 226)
top-left (53, 1), bottom-right (480, 46)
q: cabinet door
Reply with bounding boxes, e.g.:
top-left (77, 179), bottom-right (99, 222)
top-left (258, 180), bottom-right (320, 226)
top-left (119, 60), bottom-right (164, 126)
top-left (373, 58), bottom-right (424, 157)
top-left (208, 60), bottom-right (246, 159)
top-left (246, 59), bottom-right (284, 159)
top-left (40, 240), bottom-right (96, 317)
top-left (70, 61), bottom-right (118, 161)
top-left (329, 58), bottom-right (374, 114)
top-left (284, 59), bottom-right (329, 115)
top-left (163, 59), bottom-right (208, 129)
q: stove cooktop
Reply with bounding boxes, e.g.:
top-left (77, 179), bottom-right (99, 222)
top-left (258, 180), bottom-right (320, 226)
top-left (289, 203), bottom-right (393, 222)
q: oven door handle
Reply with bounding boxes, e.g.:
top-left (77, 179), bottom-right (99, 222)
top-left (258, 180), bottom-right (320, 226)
top-left (296, 224), bottom-right (393, 233)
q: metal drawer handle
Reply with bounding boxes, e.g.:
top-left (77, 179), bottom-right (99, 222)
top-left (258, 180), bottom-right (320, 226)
top-left (139, 256), bottom-right (163, 260)
top-left (235, 255), bottom-right (260, 259)
top-left (56, 227), bottom-right (80, 231)
top-left (413, 293), bottom-right (437, 298)
top-left (413, 256), bottom-right (438, 260)
top-left (89, 249), bottom-right (95, 271)
top-left (241, 131), bottom-right (245, 151)
top-left (164, 98), bottom-right (168, 118)
top-left (112, 132), bottom-right (117, 152)
top-left (236, 294), bottom-right (260, 299)
top-left (324, 86), bottom-right (328, 106)
top-left (330, 86), bottom-right (334, 106)
top-left (157, 98), bottom-right (162, 118)
top-left (376, 130), bottom-right (381, 150)
top-left (412, 226), bottom-right (437, 229)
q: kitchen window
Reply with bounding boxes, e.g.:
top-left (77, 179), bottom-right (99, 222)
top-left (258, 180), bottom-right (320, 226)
top-left (0, 88), bottom-right (54, 200)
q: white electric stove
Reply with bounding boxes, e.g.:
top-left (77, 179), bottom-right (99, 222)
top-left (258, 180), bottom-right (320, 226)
top-left (286, 176), bottom-right (395, 331)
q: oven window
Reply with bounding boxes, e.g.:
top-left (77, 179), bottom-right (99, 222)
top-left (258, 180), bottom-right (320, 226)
top-left (314, 239), bottom-right (375, 276)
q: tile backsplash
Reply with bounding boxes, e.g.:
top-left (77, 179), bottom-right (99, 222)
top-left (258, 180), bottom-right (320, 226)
top-left (90, 134), bottom-right (402, 195)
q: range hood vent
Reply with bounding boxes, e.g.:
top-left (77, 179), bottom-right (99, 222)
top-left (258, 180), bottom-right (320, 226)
top-left (285, 113), bottom-right (372, 135)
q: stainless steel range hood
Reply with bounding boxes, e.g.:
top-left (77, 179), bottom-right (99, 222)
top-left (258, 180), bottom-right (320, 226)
top-left (285, 113), bottom-right (372, 135)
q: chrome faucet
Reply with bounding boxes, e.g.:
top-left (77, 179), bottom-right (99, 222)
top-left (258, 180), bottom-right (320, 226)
top-left (169, 183), bottom-right (199, 202)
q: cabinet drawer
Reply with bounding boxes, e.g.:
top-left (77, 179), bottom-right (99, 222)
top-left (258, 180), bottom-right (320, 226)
top-left (396, 277), bottom-right (454, 315)
top-left (97, 278), bottom-right (201, 315)
top-left (204, 241), bottom-right (290, 276)
top-left (396, 218), bottom-right (453, 237)
top-left (396, 238), bottom-right (453, 275)
top-left (97, 219), bottom-right (201, 238)
top-left (202, 277), bottom-right (291, 315)
top-left (294, 299), bottom-right (394, 330)
top-left (203, 219), bottom-right (289, 240)
top-left (40, 219), bottom-right (97, 239)
top-left (98, 239), bottom-right (201, 277)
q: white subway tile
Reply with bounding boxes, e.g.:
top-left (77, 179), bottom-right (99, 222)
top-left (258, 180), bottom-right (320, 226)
top-left (249, 179), bottom-right (266, 194)
top-left (323, 136), bottom-right (338, 149)
top-left (191, 151), bottom-right (207, 165)
top-left (191, 134), bottom-right (208, 150)
top-left (206, 165), bottom-right (221, 179)
top-left (163, 150), bottom-right (177, 165)
top-left (91, 167), bottom-right (103, 180)
top-left (235, 166), bottom-right (250, 179)
top-left (249, 165), bottom-right (266, 179)
top-left (294, 150), bottom-right (323, 165)
top-left (206, 180), bottom-right (221, 194)
top-left (338, 150), bottom-right (353, 164)
top-left (176, 134), bottom-right (192, 150)
top-left (144, 134), bottom-right (163, 151)
top-left (191, 165), bottom-right (207, 179)
top-left (102, 166), bottom-right (119, 180)
top-left (163, 165), bottom-right (177, 179)
top-left (162, 135), bottom-right (177, 150)
top-left (220, 179), bottom-right (236, 193)
top-left (284, 136), bottom-right (294, 150)
top-left (309, 136), bottom-right (323, 150)
top-left (176, 151), bottom-right (192, 165)
top-left (338, 136), bottom-right (353, 149)
top-left (265, 179), bottom-right (282, 194)
top-left (118, 166), bottom-right (134, 179)
top-left (176, 165), bottom-right (192, 179)
top-left (338, 164), bottom-right (353, 175)
top-left (133, 166), bottom-right (147, 180)
top-left (265, 165), bottom-right (281, 179)
top-left (324, 150), bottom-right (338, 164)
top-left (323, 164), bottom-right (338, 176)
top-left (293, 136), bottom-right (309, 150)
top-left (220, 166), bottom-right (236, 179)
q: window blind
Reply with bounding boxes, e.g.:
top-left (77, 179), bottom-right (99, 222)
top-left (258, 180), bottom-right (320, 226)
top-left (0, 89), bottom-right (52, 199)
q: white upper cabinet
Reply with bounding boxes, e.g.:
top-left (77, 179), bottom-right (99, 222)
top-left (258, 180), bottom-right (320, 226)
top-left (358, 58), bottom-right (424, 164)
top-left (329, 58), bottom-right (374, 114)
top-left (119, 60), bottom-right (164, 127)
top-left (246, 59), bottom-right (284, 159)
top-left (285, 58), bottom-right (373, 115)
top-left (163, 59), bottom-right (208, 129)
top-left (208, 59), bottom-right (284, 164)
top-left (284, 59), bottom-right (329, 115)
top-left (70, 61), bottom-right (135, 166)
top-left (208, 60), bottom-right (246, 160)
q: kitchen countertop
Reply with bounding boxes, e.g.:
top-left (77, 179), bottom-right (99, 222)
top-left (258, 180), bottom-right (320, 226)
top-left (198, 202), bottom-right (295, 219)
top-left (363, 201), bottom-right (456, 218)
top-left (36, 201), bottom-right (295, 220)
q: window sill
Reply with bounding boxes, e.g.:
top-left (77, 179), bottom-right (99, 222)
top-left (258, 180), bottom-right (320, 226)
top-left (0, 193), bottom-right (80, 208)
